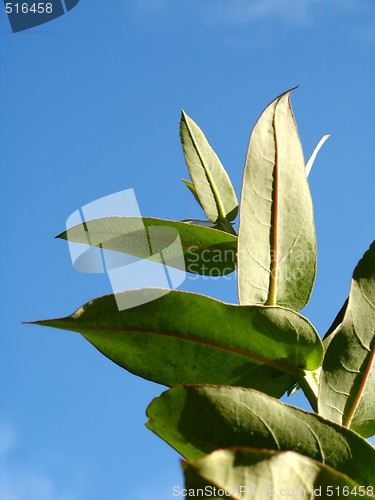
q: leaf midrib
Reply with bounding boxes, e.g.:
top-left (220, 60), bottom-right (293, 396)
top-left (183, 113), bottom-right (227, 222)
top-left (69, 323), bottom-right (301, 376)
top-left (266, 106), bottom-right (280, 306)
top-left (343, 345), bottom-right (375, 428)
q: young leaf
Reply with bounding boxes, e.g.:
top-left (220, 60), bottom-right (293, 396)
top-left (181, 219), bottom-right (221, 230)
top-left (182, 178), bottom-right (203, 208)
top-left (322, 298), bottom-right (348, 350)
top-left (180, 111), bottom-right (238, 227)
top-left (31, 290), bottom-right (323, 399)
top-left (183, 448), bottom-right (374, 499)
top-left (305, 134), bottom-right (330, 177)
top-left (318, 241), bottom-right (375, 438)
top-left (238, 89), bottom-right (316, 311)
top-left (146, 385), bottom-right (375, 488)
top-left (58, 216), bottom-right (237, 276)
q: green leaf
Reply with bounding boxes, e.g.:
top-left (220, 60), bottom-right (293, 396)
top-left (305, 134), bottom-right (330, 177)
top-left (59, 216), bottom-right (237, 276)
top-left (183, 448), bottom-right (374, 499)
top-left (180, 111), bottom-right (238, 225)
top-left (319, 241), bottom-right (375, 438)
top-left (146, 385), bottom-right (375, 488)
top-left (237, 89), bottom-right (316, 311)
top-left (32, 290), bottom-right (323, 398)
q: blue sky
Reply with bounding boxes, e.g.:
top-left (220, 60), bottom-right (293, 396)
top-left (1, 1), bottom-right (375, 498)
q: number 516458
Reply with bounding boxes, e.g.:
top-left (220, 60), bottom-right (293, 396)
top-left (5, 3), bottom-right (53, 14)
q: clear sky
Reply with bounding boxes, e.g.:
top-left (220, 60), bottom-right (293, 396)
top-left (1, 1), bottom-right (375, 499)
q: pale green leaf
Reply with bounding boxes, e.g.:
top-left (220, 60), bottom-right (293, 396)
top-left (305, 134), bottom-right (330, 177)
top-left (183, 448), bottom-right (374, 499)
top-left (180, 111), bottom-right (238, 225)
top-left (58, 216), bottom-right (237, 276)
top-left (238, 89), bottom-right (316, 311)
top-left (319, 241), bottom-right (375, 438)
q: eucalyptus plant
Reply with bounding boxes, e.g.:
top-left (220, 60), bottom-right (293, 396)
top-left (33, 89), bottom-right (375, 498)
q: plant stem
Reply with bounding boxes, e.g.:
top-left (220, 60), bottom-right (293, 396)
top-left (296, 368), bottom-right (321, 413)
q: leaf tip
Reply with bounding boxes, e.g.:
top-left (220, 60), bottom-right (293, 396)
top-left (283, 85), bottom-right (300, 99)
top-left (23, 319), bottom-right (47, 326)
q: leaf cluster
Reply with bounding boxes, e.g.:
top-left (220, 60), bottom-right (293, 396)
top-left (33, 89), bottom-right (374, 497)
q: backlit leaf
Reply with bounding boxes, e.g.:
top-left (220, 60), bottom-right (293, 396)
top-left (319, 241), bottom-right (375, 437)
top-left (58, 216), bottom-right (237, 276)
top-left (147, 385), bottom-right (375, 487)
top-left (183, 448), bottom-right (374, 499)
top-left (180, 111), bottom-right (238, 227)
top-left (238, 89), bottom-right (316, 310)
top-left (32, 290), bottom-right (323, 398)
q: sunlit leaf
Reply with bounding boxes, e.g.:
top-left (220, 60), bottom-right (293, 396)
top-left (58, 216), bottom-right (237, 276)
top-left (183, 448), bottom-right (374, 499)
top-left (238, 89), bottom-right (316, 311)
top-left (305, 134), bottom-right (330, 177)
top-left (180, 111), bottom-right (238, 227)
top-left (319, 241), bottom-right (375, 437)
top-left (32, 290), bottom-right (323, 398)
top-left (147, 385), bottom-right (375, 487)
